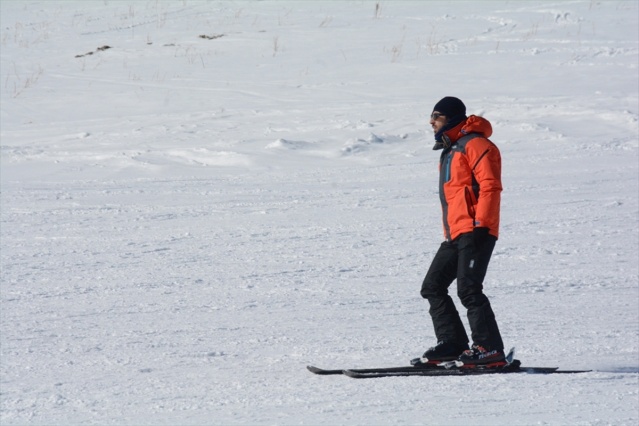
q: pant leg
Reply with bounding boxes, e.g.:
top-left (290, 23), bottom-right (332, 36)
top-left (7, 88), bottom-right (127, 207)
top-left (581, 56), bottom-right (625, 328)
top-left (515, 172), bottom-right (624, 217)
top-left (455, 233), bottom-right (504, 351)
top-left (421, 241), bottom-right (469, 345)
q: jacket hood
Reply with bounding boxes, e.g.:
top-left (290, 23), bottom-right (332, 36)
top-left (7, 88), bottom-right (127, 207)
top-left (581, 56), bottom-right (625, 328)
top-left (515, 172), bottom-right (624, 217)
top-left (451, 115), bottom-right (493, 141)
top-left (433, 115), bottom-right (492, 150)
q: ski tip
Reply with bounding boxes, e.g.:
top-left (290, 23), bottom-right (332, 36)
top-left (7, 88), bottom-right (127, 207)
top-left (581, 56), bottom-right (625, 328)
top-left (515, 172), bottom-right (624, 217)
top-left (307, 365), bottom-right (344, 375)
top-left (553, 369), bottom-right (592, 374)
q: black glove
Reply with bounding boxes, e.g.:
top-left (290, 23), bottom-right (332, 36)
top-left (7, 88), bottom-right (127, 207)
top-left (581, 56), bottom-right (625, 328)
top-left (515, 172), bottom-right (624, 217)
top-left (472, 227), bottom-right (491, 248)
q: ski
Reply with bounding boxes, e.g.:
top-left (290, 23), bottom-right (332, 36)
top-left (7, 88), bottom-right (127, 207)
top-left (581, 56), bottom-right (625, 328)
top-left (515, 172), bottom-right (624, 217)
top-left (307, 363), bottom-right (440, 376)
top-left (308, 360), bottom-right (570, 378)
top-left (307, 347), bottom-right (516, 376)
top-left (343, 362), bottom-right (590, 378)
top-left (308, 346), bottom-right (591, 378)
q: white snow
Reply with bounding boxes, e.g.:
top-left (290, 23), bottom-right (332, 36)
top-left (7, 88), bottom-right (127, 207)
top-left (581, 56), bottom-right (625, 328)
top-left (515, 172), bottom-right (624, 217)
top-left (1, 1), bottom-right (638, 424)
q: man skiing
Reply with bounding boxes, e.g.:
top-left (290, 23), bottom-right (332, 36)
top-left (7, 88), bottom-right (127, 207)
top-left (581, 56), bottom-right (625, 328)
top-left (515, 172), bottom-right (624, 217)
top-left (419, 96), bottom-right (505, 365)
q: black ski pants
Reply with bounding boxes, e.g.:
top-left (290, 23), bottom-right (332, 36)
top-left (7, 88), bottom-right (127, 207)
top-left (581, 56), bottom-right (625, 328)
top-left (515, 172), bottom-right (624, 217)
top-left (420, 233), bottom-right (504, 351)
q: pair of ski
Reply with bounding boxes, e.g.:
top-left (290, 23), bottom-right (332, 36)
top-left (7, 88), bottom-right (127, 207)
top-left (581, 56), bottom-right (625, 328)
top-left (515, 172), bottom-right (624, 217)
top-left (308, 348), bottom-right (590, 379)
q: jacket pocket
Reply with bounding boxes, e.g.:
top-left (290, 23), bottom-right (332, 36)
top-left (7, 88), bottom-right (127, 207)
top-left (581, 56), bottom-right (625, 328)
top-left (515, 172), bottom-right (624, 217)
top-left (465, 186), bottom-right (477, 220)
top-left (443, 154), bottom-right (453, 183)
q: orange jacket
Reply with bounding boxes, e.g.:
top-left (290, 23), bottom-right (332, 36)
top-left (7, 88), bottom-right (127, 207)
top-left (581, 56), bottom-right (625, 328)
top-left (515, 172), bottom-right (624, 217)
top-left (438, 115), bottom-right (502, 241)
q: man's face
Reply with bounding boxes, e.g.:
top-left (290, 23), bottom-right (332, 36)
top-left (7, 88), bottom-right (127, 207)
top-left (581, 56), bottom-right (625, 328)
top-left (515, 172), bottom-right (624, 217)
top-left (430, 111), bottom-right (447, 133)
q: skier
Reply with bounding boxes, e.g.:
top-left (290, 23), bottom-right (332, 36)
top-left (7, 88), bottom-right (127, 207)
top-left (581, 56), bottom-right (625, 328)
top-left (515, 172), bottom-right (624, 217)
top-left (420, 96), bottom-right (505, 365)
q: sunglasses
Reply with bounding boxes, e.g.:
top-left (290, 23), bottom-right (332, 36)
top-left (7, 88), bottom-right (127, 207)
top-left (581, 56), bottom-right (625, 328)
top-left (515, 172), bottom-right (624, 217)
top-left (430, 112), bottom-right (445, 120)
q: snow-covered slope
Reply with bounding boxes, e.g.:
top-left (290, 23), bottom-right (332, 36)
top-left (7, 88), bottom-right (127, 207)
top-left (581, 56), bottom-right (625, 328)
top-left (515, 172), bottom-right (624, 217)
top-left (1, 1), bottom-right (638, 424)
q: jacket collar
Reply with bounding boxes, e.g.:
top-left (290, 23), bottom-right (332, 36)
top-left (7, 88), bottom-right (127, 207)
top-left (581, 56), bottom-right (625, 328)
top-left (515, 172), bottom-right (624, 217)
top-left (433, 119), bottom-right (467, 150)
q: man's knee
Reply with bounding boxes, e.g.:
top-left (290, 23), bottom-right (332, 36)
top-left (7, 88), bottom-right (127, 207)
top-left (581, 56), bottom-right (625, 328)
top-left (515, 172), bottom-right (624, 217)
top-left (420, 279), bottom-right (434, 299)
top-left (421, 275), bottom-right (448, 299)
top-left (457, 288), bottom-right (488, 308)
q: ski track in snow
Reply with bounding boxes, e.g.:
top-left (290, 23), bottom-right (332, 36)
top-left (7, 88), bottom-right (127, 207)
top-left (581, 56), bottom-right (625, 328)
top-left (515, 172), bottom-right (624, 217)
top-left (1, 1), bottom-right (638, 425)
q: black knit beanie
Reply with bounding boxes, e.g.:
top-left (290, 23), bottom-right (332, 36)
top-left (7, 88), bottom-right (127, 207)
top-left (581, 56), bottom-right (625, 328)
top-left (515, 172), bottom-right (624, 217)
top-left (433, 96), bottom-right (466, 118)
top-left (432, 96), bottom-right (467, 150)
